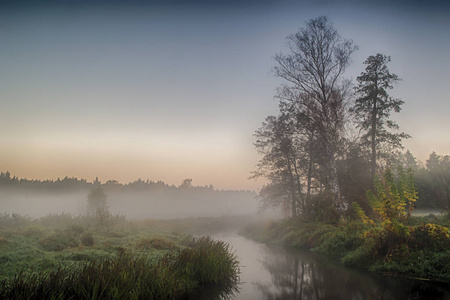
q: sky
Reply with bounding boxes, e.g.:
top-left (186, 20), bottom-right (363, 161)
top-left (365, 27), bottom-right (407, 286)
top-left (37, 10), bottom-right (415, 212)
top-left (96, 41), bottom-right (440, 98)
top-left (1, 0), bottom-right (449, 190)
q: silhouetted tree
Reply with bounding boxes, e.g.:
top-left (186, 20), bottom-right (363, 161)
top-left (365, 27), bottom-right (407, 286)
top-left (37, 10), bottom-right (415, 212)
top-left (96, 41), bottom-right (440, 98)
top-left (252, 114), bottom-right (303, 217)
top-left (403, 150), bottom-right (419, 171)
top-left (278, 91), bottom-right (320, 205)
top-left (353, 54), bottom-right (409, 180)
top-left (87, 178), bottom-right (108, 214)
top-left (179, 178), bottom-right (193, 189)
top-left (273, 16), bottom-right (357, 212)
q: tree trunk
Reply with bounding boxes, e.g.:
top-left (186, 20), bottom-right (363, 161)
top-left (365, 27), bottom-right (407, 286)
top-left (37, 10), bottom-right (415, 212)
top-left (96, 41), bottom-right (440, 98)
top-left (329, 156), bottom-right (342, 209)
top-left (325, 142), bottom-right (343, 211)
top-left (287, 158), bottom-right (297, 218)
top-left (371, 93), bottom-right (377, 181)
top-left (306, 134), bottom-right (314, 202)
top-left (293, 160), bottom-right (304, 212)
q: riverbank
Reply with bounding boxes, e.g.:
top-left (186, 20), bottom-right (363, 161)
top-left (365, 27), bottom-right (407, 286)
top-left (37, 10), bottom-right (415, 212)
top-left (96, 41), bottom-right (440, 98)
top-left (0, 213), bottom-right (239, 299)
top-left (241, 213), bottom-right (450, 283)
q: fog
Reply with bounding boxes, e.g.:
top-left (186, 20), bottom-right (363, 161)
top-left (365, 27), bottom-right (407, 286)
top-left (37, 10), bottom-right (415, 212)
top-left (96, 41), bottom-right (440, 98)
top-left (0, 190), bottom-right (87, 217)
top-left (0, 183), bottom-right (272, 220)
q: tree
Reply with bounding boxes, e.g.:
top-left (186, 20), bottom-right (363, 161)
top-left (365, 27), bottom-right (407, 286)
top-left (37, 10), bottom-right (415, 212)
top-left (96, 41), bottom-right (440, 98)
top-left (353, 54), bottom-right (410, 180)
top-left (273, 16), bottom-right (357, 212)
top-left (252, 114), bottom-right (304, 217)
top-left (403, 150), bottom-right (418, 171)
top-left (426, 152), bottom-right (450, 209)
top-left (278, 91), bottom-right (319, 203)
top-left (179, 178), bottom-right (193, 189)
top-left (87, 179), bottom-right (108, 214)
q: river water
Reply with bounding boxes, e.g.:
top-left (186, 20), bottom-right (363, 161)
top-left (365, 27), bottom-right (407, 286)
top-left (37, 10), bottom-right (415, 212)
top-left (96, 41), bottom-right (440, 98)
top-left (212, 232), bottom-right (450, 300)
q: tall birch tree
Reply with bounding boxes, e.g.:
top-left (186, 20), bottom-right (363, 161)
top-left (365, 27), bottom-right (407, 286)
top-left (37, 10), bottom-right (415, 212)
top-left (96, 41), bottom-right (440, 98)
top-left (273, 16), bottom-right (357, 212)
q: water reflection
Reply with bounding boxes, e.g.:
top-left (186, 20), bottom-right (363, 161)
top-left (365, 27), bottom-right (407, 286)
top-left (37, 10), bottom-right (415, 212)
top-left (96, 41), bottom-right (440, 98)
top-left (256, 246), bottom-right (450, 300)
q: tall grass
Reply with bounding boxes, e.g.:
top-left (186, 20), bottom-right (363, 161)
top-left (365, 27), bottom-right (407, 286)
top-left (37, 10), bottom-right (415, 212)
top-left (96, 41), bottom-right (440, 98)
top-left (0, 237), bottom-right (239, 300)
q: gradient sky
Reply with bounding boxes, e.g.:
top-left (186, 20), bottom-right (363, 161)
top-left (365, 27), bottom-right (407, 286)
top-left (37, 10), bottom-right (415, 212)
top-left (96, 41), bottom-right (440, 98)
top-left (1, 0), bottom-right (449, 190)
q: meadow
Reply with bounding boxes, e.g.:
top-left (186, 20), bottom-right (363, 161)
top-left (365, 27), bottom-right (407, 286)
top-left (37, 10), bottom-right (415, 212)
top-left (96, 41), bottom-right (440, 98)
top-left (0, 211), bottom-right (240, 299)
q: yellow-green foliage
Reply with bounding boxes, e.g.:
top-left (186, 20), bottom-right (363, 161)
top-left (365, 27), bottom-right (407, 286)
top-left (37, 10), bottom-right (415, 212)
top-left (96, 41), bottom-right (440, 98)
top-left (351, 202), bottom-right (374, 226)
top-left (351, 167), bottom-right (450, 262)
top-left (352, 168), bottom-right (417, 238)
top-left (411, 223), bottom-right (450, 251)
top-left (368, 167), bottom-right (417, 227)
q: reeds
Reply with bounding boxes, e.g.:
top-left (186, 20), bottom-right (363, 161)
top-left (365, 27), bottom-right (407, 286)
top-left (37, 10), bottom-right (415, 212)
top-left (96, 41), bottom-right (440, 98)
top-left (0, 237), bottom-right (239, 299)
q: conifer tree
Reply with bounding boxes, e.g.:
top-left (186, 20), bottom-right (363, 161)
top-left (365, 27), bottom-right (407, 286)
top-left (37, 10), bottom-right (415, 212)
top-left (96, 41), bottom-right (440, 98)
top-left (353, 54), bottom-right (409, 179)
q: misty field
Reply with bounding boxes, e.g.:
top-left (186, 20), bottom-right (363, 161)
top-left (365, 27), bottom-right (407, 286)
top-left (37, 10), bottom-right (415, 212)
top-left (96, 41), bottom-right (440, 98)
top-left (0, 212), bottom-right (240, 299)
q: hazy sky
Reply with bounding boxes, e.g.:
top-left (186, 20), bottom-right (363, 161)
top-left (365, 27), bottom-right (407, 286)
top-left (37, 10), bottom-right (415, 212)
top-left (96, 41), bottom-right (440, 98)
top-left (1, 0), bottom-right (449, 190)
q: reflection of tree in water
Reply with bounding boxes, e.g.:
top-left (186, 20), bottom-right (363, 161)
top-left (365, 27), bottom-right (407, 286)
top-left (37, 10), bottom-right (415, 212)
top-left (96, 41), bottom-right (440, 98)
top-left (255, 246), bottom-right (450, 300)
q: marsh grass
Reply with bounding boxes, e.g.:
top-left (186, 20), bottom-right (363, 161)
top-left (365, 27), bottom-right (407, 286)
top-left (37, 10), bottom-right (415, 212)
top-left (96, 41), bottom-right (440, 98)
top-left (0, 238), bottom-right (239, 300)
top-left (0, 213), bottom-right (240, 299)
top-left (136, 236), bottom-right (178, 250)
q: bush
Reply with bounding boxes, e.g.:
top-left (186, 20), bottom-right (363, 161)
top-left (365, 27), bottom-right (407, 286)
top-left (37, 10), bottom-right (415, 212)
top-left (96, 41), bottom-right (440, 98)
top-left (341, 240), bottom-right (378, 267)
top-left (38, 233), bottom-right (78, 252)
top-left (22, 225), bottom-right (44, 237)
top-left (80, 232), bottom-right (94, 247)
top-left (370, 250), bottom-right (450, 282)
top-left (410, 223), bottom-right (450, 251)
top-left (314, 229), bottom-right (362, 258)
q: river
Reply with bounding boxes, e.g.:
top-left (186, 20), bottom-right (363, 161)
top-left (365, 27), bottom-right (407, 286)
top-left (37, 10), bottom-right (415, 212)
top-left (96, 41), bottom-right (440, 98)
top-left (211, 232), bottom-right (450, 300)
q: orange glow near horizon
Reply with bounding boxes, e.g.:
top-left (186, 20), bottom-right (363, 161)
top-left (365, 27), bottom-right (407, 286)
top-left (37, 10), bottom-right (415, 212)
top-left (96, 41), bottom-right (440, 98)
top-left (1, 132), bottom-right (262, 191)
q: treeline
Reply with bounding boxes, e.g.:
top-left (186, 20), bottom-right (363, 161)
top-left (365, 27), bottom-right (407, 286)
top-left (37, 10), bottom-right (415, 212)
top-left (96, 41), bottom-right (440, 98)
top-left (340, 149), bottom-right (450, 210)
top-left (0, 172), bottom-right (245, 194)
top-left (252, 16), bottom-right (448, 218)
top-left (410, 151), bottom-right (450, 209)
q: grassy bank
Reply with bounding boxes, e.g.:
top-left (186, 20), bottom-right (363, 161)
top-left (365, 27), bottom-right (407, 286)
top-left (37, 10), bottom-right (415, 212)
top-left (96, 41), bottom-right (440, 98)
top-left (241, 213), bottom-right (450, 282)
top-left (0, 213), bottom-right (239, 299)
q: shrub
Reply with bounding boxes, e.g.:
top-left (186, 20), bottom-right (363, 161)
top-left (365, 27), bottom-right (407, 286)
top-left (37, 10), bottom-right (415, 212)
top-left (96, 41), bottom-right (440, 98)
top-left (369, 250), bottom-right (450, 282)
top-left (341, 240), bottom-right (378, 267)
top-left (314, 229), bottom-right (362, 258)
top-left (352, 168), bottom-right (419, 259)
top-left (410, 223), bottom-right (450, 251)
top-left (80, 232), bottom-right (94, 247)
top-left (38, 232), bottom-right (79, 252)
top-left (65, 225), bottom-right (84, 236)
top-left (22, 225), bottom-right (44, 237)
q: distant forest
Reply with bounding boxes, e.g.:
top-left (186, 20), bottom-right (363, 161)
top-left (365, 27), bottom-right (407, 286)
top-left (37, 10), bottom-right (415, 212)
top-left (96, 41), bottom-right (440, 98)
top-left (0, 171), bottom-right (248, 193)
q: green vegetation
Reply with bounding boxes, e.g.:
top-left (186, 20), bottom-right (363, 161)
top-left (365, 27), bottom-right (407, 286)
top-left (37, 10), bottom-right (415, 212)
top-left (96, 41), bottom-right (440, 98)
top-left (0, 213), bottom-right (239, 299)
top-left (243, 168), bottom-right (450, 282)
top-left (247, 15), bottom-right (450, 284)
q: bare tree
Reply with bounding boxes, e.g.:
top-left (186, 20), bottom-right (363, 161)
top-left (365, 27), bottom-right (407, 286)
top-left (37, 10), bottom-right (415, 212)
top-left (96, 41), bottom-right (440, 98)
top-left (273, 16), bottom-right (357, 212)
